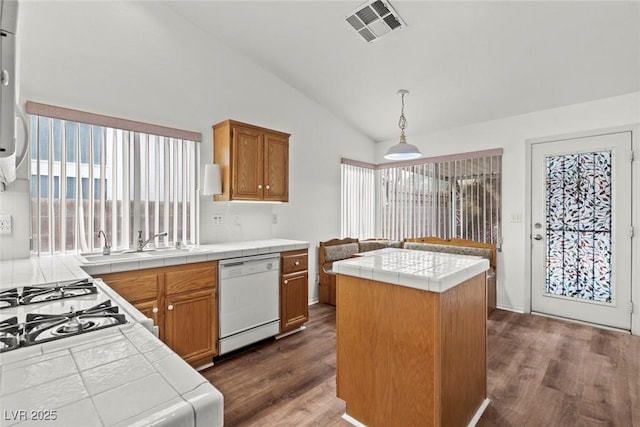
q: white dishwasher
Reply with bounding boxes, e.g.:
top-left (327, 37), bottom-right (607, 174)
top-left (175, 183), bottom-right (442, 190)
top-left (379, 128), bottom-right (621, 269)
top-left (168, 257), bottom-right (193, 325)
top-left (218, 253), bottom-right (280, 355)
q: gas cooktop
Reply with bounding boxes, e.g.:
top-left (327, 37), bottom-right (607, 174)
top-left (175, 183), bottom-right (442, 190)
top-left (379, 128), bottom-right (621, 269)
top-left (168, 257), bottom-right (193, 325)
top-left (0, 278), bottom-right (97, 308)
top-left (0, 300), bottom-right (126, 352)
top-left (0, 278), bottom-right (154, 353)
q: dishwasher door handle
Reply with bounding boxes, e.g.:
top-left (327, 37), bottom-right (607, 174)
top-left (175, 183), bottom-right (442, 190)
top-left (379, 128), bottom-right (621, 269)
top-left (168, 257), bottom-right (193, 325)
top-left (222, 262), bottom-right (245, 267)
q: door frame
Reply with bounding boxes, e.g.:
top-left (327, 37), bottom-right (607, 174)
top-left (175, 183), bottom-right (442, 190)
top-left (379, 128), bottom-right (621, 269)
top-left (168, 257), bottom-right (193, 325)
top-left (524, 124), bottom-right (639, 335)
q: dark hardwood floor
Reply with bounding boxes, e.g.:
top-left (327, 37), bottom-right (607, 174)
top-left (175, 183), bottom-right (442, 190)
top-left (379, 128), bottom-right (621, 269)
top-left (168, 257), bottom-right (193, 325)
top-left (201, 304), bottom-right (640, 427)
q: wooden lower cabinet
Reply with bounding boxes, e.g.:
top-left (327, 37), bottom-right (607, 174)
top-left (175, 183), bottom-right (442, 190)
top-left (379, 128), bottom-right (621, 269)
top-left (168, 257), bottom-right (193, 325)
top-left (96, 261), bottom-right (218, 365)
top-left (164, 288), bottom-right (217, 363)
top-left (133, 299), bottom-right (161, 334)
top-left (280, 250), bottom-right (309, 332)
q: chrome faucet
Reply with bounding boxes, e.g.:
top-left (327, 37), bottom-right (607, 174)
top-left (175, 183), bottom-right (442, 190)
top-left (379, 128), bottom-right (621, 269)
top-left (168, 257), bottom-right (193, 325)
top-left (137, 231), bottom-right (167, 252)
top-left (97, 230), bottom-right (111, 255)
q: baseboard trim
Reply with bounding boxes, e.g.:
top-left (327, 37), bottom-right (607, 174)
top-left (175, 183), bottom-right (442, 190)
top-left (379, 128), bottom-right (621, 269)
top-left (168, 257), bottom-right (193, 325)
top-left (342, 413), bottom-right (366, 427)
top-left (341, 398), bottom-right (490, 427)
top-left (275, 325), bottom-right (306, 339)
top-left (531, 311), bottom-right (631, 334)
top-left (496, 305), bottom-right (525, 314)
top-left (468, 398), bottom-right (490, 426)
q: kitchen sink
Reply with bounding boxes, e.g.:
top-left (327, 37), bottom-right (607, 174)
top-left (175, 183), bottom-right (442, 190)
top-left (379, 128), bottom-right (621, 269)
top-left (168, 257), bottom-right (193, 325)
top-left (79, 247), bottom-right (204, 263)
top-left (79, 251), bottom-right (153, 263)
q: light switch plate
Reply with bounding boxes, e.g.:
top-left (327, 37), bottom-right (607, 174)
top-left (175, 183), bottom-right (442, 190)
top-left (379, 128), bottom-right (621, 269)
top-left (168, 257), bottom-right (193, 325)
top-left (0, 214), bottom-right (11, 234)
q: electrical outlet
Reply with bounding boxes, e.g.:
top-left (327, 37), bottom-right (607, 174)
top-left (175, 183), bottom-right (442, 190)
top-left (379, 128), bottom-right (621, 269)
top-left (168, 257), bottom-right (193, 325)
top-left (212, 215), bottom-right (223, 225)
top-left (272, 213), bottom-right (278, 225)
top-left (234, 216), bottom-right (241, 225)
top-left (0, 214), bottom-right (12, 235)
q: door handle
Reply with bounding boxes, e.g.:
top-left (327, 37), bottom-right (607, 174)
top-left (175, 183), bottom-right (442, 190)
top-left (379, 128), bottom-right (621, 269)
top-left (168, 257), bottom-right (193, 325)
top-left (533, 234), bottom-right (543, 240)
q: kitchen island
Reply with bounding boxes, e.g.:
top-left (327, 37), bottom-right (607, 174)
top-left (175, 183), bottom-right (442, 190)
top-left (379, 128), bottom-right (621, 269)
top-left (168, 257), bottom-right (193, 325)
top-left (333, 248), bottom-right (490, 427)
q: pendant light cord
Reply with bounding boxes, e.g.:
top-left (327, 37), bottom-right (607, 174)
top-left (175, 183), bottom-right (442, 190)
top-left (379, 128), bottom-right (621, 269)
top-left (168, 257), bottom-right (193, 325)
top-left (398, 91), bottom-right (407, 143)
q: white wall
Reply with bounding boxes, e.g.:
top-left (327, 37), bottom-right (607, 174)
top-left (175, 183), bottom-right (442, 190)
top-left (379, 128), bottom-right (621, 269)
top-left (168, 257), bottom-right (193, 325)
top-left (377, 91), bottom-right (640, 317)
top-left (0, 1), bottom-right (375, 303)
top-left (4, 1), bottom-right (638, 313)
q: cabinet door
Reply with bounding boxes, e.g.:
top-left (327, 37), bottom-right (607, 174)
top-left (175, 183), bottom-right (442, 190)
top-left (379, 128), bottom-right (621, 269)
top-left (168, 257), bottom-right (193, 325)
top-left (134, 299), bottom-right (162, 338)
top-left (232, 126), bottom-right (264, 200)
top-left (165, 288), bottom-right (218, 362)
top-left (280, 271), bottom-right (309, 332)
top-left (264, 132), bottom-right (289, 202)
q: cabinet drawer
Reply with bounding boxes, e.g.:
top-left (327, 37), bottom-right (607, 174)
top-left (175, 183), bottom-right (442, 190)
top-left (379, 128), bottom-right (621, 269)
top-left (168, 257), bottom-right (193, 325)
top-left (98, 272), bottom-right (159, 303)
top-left (165, 262), bottom-right (217, 295)
top-left (281, 250), bottom-right (308, 274)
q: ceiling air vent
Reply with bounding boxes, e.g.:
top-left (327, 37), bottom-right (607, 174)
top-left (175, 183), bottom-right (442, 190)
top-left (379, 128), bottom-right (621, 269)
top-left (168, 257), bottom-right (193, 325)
top-left (345, 0), bottom-right (406, 43)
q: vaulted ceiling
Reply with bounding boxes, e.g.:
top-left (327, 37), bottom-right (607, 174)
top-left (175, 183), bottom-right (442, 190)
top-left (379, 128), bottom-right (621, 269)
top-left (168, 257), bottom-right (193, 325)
top-left (166, 1), bottom-right (640, 142)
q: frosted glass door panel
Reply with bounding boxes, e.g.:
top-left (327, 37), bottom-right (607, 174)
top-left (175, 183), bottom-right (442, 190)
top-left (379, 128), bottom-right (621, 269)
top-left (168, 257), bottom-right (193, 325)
top-left (545, 152), bottom-right (612, 303)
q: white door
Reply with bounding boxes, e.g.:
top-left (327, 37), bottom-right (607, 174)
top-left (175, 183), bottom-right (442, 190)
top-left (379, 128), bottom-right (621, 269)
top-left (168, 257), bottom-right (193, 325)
top-left (530, 131), bottom-right (632, 329)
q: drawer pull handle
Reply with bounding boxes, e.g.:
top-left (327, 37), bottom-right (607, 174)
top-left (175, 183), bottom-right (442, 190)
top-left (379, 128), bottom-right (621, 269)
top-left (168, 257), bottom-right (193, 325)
top-left (152, 307), bottom-right (158, 314)
top-left (168, 304), bottom-right (174, 311)
top-left (294, 260), bottom-right (300, 266)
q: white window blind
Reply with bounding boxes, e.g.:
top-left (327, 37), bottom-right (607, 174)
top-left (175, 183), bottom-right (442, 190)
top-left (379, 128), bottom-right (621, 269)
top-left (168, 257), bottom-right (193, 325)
top-left (341, 160), bottom-right (376, 239)
top-left (341, 149), bottom-right (502, 246)
top-left (27, 102), bottom-right (201, 255)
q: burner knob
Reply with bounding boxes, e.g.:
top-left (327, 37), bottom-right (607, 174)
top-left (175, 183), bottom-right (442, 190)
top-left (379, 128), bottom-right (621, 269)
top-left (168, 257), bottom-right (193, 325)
top-left (168, 304), bottom-right (174, 311)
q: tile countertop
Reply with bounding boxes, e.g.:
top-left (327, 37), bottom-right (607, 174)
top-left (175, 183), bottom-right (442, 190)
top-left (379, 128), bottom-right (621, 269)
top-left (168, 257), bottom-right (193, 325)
top-left (0, 239), bottom-right (310, 289)
top-left (0, 322), bottom-right (223, 427)
top-left (333, 248), bottom-right (489, 293)
top-left (0, 239), bottom-right (308, 426)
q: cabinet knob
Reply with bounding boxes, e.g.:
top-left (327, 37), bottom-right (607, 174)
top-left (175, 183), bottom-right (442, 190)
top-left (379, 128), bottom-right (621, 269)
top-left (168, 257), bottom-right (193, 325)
top-left (284, 279), bottom-right (289, 284)
top-left (258, 184), bottom-right (262, 189)
top-left (152, 307), bottom-right (158, 314)
top-left (266, 185), bottom-right (270, 190)
top-left (168, 304), bottom-right (174, 311)
top-left (294, 260), bottom-right (299, 266)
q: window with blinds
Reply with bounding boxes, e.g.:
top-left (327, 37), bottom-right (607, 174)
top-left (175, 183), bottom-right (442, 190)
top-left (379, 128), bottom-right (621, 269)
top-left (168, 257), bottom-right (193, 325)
top-left (27, 103), bottom-right (201, 255)
top-left (341, 160), bottom-right (376, 239)
top-left (341, 149), bottom-right (502, 247)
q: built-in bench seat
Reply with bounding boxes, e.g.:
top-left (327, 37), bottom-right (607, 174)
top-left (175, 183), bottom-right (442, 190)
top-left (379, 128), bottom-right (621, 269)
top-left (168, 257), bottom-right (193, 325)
top-left (403, 237), bottom-right (497, 314)
top-left (318, 236), bottom-right (497, 313)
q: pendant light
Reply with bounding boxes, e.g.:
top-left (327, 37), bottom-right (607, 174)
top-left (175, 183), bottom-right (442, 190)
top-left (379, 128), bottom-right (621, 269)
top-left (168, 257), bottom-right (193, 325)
top-left (384, 89), bottom-right (422, 160)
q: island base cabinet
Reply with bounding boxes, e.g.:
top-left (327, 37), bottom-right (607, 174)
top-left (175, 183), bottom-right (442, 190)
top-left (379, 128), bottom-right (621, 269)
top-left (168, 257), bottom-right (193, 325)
top-left (336, 273), bottom-right (487, 427)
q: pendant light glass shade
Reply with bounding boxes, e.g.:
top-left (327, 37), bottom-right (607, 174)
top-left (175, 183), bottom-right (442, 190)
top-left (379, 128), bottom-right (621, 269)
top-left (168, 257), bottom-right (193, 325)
top-left (384, 141), bottom-right (422, 160)
top-left (202, 163), bottom-right (222, 196)
top-left (384, 89), bottom-right (422, 160)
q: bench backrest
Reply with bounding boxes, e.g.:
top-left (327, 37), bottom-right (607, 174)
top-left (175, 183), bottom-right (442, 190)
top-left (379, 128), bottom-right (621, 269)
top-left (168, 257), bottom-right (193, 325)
top-left (358, 239), bottom-right (402, 253)
top-left (319, 238), bottom-right (360, 265)
top-left (402, 237), bottom-right (497, 272)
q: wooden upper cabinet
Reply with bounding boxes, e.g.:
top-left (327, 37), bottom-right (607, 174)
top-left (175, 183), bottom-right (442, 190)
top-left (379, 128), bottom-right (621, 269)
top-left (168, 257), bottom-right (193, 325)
top-left (214, 120), bottom-right (289, 202)
top-left (232, 126), bottom-right (263, 200)
top-left (264, 132), bottom-right (289, 202)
